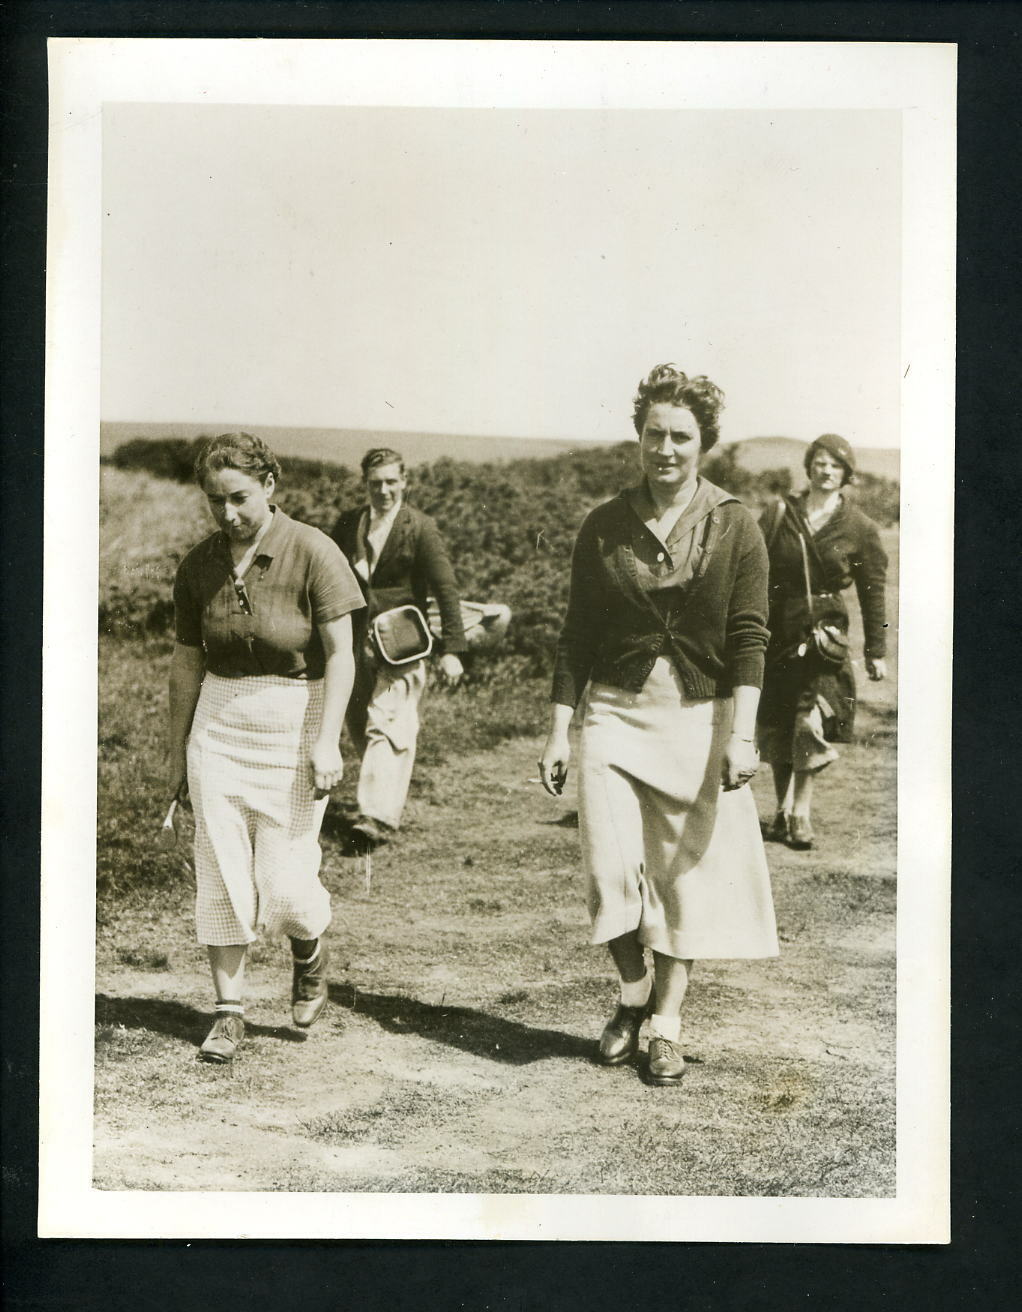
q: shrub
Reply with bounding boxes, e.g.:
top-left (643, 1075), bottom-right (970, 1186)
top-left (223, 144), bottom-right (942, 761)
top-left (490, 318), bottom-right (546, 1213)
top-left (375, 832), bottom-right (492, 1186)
top-left (103, 437), bottom-right (898, 668)
top-left (109, 436), bottom-right (205, 482)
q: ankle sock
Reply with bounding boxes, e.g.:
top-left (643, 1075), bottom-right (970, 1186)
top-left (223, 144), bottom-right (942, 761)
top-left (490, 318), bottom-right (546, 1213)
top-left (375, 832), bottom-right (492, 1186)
top-left (620, 971), bottom-right (653, 1008)
top-left (215, 1001), bottom-right (244, 1017)
top-left (650, 1013), bottom-right (681, 1043)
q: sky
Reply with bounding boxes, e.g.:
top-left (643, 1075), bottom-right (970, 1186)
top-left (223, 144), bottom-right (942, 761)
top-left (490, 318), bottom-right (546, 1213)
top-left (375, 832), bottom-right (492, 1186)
top-left (102, 104), bottom-right (901, 448)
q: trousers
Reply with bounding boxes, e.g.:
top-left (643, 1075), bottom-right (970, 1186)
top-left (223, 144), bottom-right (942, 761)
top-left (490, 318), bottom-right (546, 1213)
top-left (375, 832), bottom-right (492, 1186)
top-left (346, 648), bottom-right (428, 829)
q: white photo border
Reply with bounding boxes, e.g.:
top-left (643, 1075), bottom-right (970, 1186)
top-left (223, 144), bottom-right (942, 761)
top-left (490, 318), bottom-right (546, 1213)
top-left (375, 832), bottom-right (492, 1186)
top-left (41, 37), bottom-right (955, 1242)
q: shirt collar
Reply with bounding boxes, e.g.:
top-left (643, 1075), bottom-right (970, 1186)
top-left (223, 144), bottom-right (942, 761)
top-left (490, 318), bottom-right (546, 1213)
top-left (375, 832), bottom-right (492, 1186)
top-left (367, 500), bottom-right (403, 532)
top-left (625, 477), bottom-right (735, 543)
top-left (222, 504), bottom-right (288, 561)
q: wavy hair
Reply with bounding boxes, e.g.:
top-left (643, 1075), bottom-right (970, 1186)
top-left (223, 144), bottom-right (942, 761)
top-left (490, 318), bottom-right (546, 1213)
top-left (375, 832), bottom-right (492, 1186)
top-left (360, 447), bottom-right (406, 479)
top-left (193, 432), bottom-right (281, 486)
top-left (631, 364), bottom-right (726, 452)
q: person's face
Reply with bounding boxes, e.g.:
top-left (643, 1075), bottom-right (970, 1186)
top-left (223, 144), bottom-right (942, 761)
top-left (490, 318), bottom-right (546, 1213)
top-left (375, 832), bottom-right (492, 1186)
top-left (201, 466), bottom-right (275, 543)
top-left (365, 461), bottom-right (406, 514)
top-left (808, 450), bottom-right (846, 492)
top-left (639, 402), bottom-right (702, 494)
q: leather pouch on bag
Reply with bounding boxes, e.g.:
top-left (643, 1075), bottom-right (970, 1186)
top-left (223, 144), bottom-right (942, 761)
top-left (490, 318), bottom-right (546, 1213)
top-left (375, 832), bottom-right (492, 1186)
top-left (370, 605), bottom-right (434, 666)
top-left (802, 621), bottom-right (850, 672)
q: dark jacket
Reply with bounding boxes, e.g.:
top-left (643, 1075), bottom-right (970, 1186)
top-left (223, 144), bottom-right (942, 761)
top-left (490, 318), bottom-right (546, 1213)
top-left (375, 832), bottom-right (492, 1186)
top-left (551, 483), bottom-right (770, 708)
top-left (761, 493), bottom-right (888, 658)
top-left (331, 502), bottom-right (467, 655)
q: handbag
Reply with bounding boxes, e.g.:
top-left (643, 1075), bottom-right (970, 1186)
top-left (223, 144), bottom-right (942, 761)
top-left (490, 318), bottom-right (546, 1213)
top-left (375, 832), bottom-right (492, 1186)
top-left (796, 528), bottom-right (849, 672)
top-left (370, 604), bottom-right (434, 667)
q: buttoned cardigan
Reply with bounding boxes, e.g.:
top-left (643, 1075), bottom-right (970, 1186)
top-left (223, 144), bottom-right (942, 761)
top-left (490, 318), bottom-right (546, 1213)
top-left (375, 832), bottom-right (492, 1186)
top-left (551, 482), bottom-right (770, 708)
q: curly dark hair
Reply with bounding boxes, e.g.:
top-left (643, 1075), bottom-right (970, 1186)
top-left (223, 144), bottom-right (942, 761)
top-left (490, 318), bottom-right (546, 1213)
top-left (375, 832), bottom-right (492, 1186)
top-left (193, 432), bottom-right (281, 486)
top-left (631, 364), bottom-right (726, 452)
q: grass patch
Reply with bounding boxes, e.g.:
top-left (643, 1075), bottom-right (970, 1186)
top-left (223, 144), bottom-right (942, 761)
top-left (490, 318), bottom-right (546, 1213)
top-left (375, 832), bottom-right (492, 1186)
top-left (115, 948), bottom-right (171, 971)
top-left (94, 522), bottom-right (899, 1198)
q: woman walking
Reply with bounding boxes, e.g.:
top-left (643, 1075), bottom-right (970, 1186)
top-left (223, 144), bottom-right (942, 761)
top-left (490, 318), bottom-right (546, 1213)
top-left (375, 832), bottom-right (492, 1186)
top-left (539, 364), bottom-right (778, 1086)
top-left (757, 434), bottom-right (888, 851)
top-left (168, 433), bottom-right (364, 1062)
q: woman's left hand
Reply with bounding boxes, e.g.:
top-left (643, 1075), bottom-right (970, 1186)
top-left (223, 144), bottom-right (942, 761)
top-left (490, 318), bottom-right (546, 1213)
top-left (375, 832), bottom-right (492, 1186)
top-left (309, 739), bottom-right (344, 798)
top-left (865, 657), bottom-right (887, 681)
top-left (722, 734), bottom-right (759, 791)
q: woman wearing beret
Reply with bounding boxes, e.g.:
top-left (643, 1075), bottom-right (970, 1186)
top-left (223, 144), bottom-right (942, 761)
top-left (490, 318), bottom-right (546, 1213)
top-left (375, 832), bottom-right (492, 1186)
top-left (169, 433), bottom-right (365, 1062)
top-left (756, 434), bottom-right (888, 851)
top-left (539, 364), bottom-right (778, 1087)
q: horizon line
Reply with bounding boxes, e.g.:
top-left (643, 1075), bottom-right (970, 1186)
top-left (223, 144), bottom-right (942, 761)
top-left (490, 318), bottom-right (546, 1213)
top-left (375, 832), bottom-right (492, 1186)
top-left (99, 419), bottom-right (900, 452)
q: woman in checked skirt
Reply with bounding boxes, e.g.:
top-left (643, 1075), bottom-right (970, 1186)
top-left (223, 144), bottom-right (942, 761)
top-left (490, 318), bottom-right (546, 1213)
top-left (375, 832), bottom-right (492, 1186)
top-left (168, 433), bottom-right (365, 1062)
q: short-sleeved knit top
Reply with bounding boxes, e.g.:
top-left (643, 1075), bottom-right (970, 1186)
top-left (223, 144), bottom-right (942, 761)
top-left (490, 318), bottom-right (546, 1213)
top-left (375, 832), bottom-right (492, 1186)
top-left (173, 507), bottom-right (365, 679)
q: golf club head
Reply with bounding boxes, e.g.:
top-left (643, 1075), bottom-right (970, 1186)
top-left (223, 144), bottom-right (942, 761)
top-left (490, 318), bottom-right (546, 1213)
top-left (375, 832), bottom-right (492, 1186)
top-left (157, 797), bottom-right (179, 850)
top-left (156, 822), bottom-right (178, 851)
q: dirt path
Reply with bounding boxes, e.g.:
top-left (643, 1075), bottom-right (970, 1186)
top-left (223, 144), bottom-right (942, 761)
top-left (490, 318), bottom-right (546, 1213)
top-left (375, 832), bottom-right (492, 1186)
top-left (95, 702), bottom-right (896, 1198)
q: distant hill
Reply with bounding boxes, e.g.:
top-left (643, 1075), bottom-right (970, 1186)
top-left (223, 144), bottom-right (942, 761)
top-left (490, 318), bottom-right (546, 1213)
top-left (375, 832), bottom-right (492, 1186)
top-left (725, 435), bottom-right (900, 482)
top-left (99, 421), bottom-right (612, 470)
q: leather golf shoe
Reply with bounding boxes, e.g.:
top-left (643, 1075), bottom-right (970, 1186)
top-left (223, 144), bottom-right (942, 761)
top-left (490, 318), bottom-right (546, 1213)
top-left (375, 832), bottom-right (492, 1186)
top-left (199, 1013), bottom-right (245, 1063)
top-left (765, 810), bottom-right (790, 843)
top-left (645, 1035), bottom-right (686, 1086)
top-left (292, 942), bottom-right (329, 1028)
top-left (598, 996), bottom-right (653, 1066)
top-left (350, 815), bottom-right (392, 852)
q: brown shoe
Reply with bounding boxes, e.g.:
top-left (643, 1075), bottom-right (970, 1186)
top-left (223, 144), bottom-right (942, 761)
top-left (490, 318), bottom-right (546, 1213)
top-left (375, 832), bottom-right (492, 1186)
top-left (765, 810), bottom-right (790, 843)
top-left (788, 815), bottom-right (814, 850)
top-left (645, 1035), bottom-right (686, 1086)
top-left (199, 1013), bottom-right (245, 1063)
top-left (291, 942), bottom-right (329, 1028)
top-left (598, 994), bottom-right (653, 1066)
top-left (350, 815), bottom-right (392, 852)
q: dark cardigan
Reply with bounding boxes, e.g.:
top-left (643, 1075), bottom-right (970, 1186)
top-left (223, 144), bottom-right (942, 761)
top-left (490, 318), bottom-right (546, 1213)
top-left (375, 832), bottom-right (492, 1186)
top-left (331, 502), bottom-right (467, 654)
top-left (551, 485), bottom-right (770, 708)
top-left (762, 493), bottom-right (888, 658)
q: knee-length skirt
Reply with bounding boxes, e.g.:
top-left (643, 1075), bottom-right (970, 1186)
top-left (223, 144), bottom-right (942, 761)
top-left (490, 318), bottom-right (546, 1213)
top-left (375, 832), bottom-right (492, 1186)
top-left (757, 593), bottom-right (856, 770)
top-left (578, 658), bottom-right (778, 960)
top-left (186, 673), bottom-right (332, 946)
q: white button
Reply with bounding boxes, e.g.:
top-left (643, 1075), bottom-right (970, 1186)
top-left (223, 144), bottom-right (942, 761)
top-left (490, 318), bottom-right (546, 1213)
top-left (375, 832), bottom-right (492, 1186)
top-left (657, 552), bottom-right (665, 562)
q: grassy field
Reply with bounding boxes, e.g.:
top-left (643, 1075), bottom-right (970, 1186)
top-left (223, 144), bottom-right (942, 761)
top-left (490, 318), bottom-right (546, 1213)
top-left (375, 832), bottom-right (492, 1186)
top-left (95, 500), bottom-right (898, 1197)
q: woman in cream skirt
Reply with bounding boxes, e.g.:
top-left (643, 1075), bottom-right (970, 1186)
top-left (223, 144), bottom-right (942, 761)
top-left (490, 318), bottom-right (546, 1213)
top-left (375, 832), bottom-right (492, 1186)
top-left (540, 364), bottom-right (778, 1086)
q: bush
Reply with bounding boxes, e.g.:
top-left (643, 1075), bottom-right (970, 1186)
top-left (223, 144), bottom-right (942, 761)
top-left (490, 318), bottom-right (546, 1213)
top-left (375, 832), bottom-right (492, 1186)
top-left (109, 436), bottom-right (198, 482)
top-left (103, 437), bottom-right (898, 670)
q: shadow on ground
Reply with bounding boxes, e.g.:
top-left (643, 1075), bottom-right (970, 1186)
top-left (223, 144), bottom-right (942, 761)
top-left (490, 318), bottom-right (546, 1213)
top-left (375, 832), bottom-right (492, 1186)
top-left (329, 983), bottom-right (594, 1067)
top-left (95, 994), bottom-right (306, 1045)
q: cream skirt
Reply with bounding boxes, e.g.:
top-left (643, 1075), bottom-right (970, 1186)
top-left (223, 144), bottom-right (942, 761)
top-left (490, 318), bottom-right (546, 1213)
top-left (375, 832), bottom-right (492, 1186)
top-left (578, 658), bottom-right (779, 959)
top-left (187, 673), bottom-right (331, 946)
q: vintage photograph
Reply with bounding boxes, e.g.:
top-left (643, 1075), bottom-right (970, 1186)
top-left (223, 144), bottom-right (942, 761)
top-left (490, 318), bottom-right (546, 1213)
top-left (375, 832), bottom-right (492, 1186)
top-left (41, 39), bottom-right (953, 1241)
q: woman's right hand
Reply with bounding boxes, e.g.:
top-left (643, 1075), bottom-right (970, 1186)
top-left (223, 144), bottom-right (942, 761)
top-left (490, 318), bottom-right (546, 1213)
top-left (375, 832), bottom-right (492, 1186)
top-left (538, 731), bottom-right (571, 797)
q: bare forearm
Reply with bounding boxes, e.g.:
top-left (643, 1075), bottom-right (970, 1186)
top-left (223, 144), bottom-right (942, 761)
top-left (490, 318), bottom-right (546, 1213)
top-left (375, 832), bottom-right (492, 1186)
top-left (317, 645), bottom-right (355, 747)
top-left (547, 701), bottom-right (575, 737)
top-left (730, 685), bottom-right (761, 741)
top-left (315, 615), bottom-right (355, 748)
top-left (168, 653), bottom-right (204, 754)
